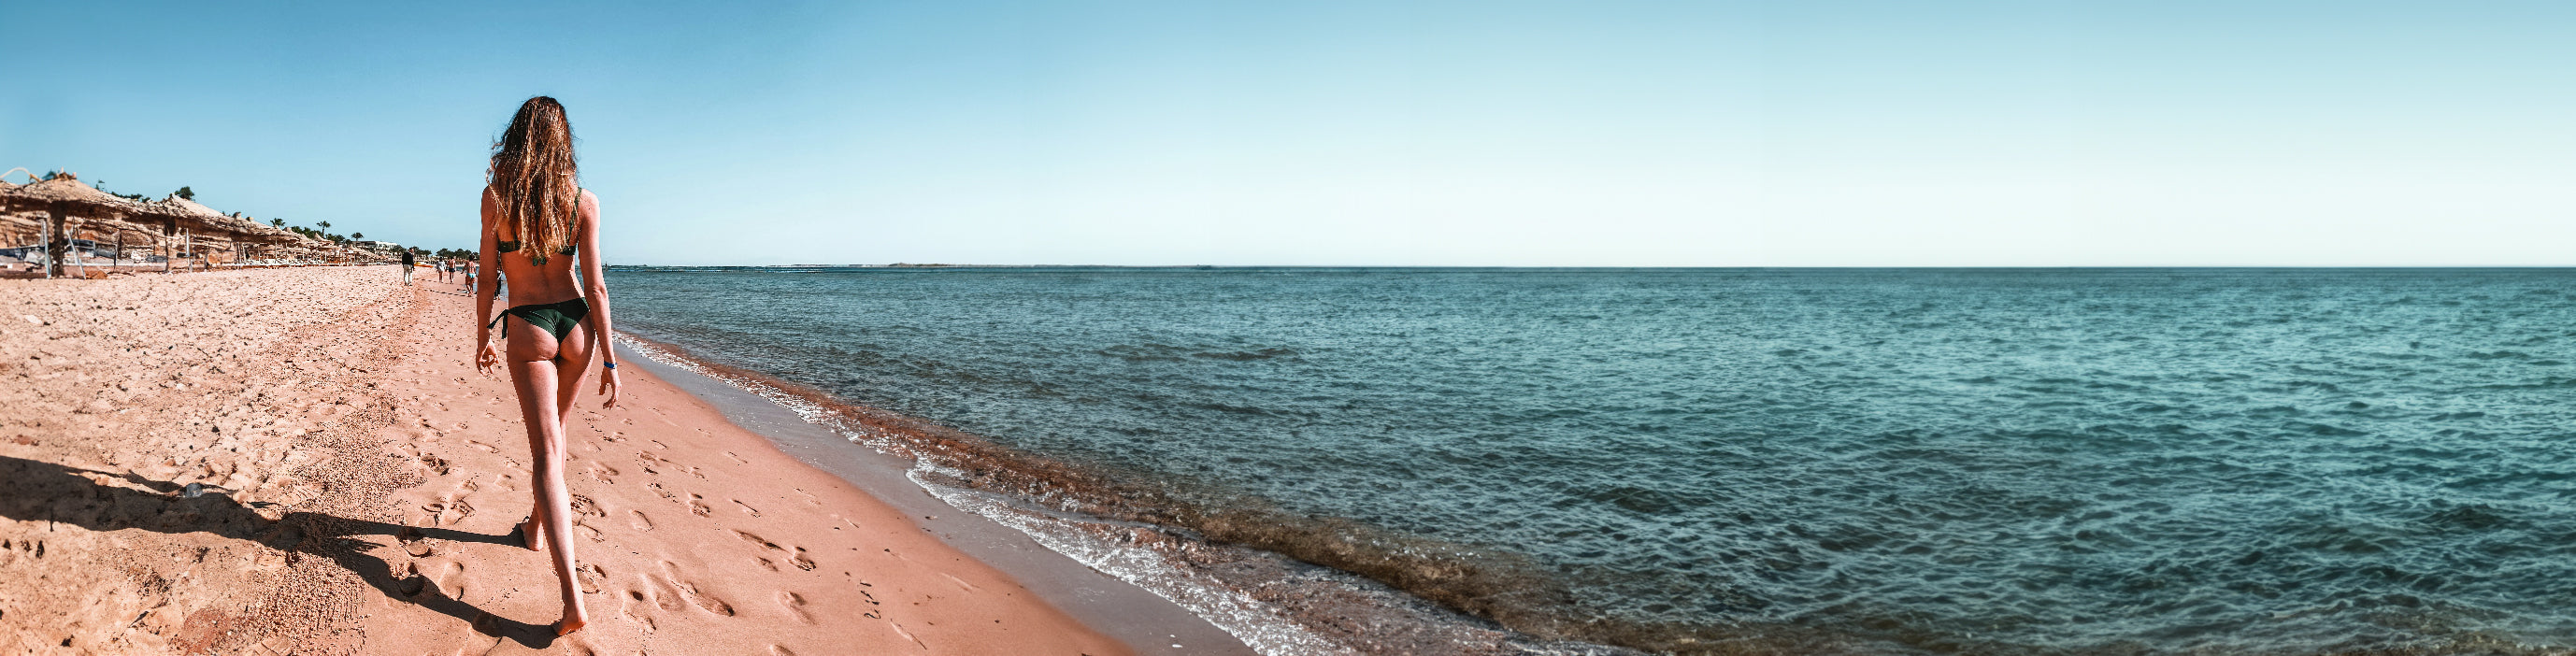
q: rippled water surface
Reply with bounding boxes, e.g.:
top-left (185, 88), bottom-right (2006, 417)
top-left (608, 267), bottom-right (2576, 653)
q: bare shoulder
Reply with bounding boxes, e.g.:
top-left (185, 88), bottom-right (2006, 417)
top-left (579, 188), bottom-right (601, 219)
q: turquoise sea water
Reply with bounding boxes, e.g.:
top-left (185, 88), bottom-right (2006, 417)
top-left (608, 267), bottom-right (2576, 654)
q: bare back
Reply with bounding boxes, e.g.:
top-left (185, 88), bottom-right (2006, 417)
top-left (478, 184), bottom-right (602, 307)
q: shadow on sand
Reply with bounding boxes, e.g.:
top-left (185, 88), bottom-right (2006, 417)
top-left (0, 454), bottom-right (560, 649)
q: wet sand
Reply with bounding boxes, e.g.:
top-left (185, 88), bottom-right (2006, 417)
top-left (0, 266), bottom-right (1145, 654)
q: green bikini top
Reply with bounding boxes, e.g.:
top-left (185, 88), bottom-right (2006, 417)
top-left (495, 188), bottom-right (580, 261)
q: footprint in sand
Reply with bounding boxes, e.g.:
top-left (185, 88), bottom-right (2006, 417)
top-left (576, 563), bottom-right (606, 594)
top-left (657, 563), bottom-right (735, 617)
top-left (569, 494), bottom-right (608, 518)
top-left (627, 509), bottom-right (654, 532)
top-left (465, 439), bottom-right (500, 453)
top-left (734, 530), bottom-right (782, 551)
top-left (575, 521), bottom-right (606, 543)
top-left (422, 498), bottom-right (476, 526)
top-left (732, 499), bottom-right (763, 518)
top-left (418, 453), bottom-right (451, 476)
top-left (688, 494), bottom-right (713, 518)
top-left (642, 575), bottom-right (685, 613)
top-left (723, 451), bottom-right (750, 465)
top-left (396, 563), bottom-right (431, 597)
top-left (422, 560), bottom-right (467, 599)
top-left (735, 531), bottom-right (819, 571)
top-left (397, 527), bottom-right (434, 557)
top-left (681, 582), bottom-right (736, 617)
top-left (777, 592), bottom-right (815, 624)
top-left (585, 463), bottom-right (620, 484)
top-left (621, 589), bottom-right (659, 631)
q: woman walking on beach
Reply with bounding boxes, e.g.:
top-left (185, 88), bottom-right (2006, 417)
top-left (473, 95), bottom-right (621, 635)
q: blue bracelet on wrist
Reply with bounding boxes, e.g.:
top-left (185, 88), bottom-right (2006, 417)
top-left (603, 363), bottom-right (617, 369)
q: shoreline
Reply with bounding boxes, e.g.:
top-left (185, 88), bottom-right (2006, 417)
top-left (0, 266), bottom-right (1149, 654)
top-left (609, 328), bottom-right (1659, 656)
top-left (607, 335), bottom-right (1253, 655)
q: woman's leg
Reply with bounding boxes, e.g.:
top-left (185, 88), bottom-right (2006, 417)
top-left (505, 316), bottom-right (588, 633)
top-left (555, 321), bottom-right (595, 423)
top-left (508, 317), bottom-right (555, 552)
top-left (524, 321), bottom-right (596, 544)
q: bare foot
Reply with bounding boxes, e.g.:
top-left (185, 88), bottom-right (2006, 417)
top-left (555, 618), bottom-right (587, 635)
top-left (516, 518), bottom-right (542, 551)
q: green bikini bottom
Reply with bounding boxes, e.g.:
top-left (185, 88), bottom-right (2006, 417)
top-left (491, 297), bottom-right (591, 341)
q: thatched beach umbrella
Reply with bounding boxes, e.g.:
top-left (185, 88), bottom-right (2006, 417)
top-left (150, 196), bottom-right (222, 220)
top-left (127, 195), bottom-right (234, 264)
top-left (135, 194), bottom-right (298, 267)
top-left (0, 173), bottom-right (142, 277)
top-left (195, 206), bottom-right (308, 264)
top-left (1, 173), bottom-right (136, 211)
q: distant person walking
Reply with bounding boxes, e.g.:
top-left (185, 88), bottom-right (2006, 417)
top-left (399, 249), bottom-right (415, 285)
top-left (473, 95), bottom-right (620, 635)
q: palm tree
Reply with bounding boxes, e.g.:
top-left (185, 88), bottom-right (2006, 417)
top-left (317, 221), bottom-right (331, 232)
top-left (351, 232), bottom-right (365, 241)
top-left (270, 218), bottom-right (285, 228)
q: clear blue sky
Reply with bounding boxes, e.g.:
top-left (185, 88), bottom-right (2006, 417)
top-left (4, 2), bottom-right (2571, 265)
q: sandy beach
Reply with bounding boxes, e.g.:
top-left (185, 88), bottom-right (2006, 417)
top-left (0, 266), bottom-right (1137, 654)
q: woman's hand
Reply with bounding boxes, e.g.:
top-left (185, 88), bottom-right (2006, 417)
top-left (476, 341), bottom-right (500, 373)
top-left (597, 365), bottom-right (623, 408)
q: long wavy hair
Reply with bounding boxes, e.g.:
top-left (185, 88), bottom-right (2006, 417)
top-left (488, 96), bottom-right (578, 264)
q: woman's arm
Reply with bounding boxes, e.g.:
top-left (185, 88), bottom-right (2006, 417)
top-left (475, 188), bottom-right (502, 373)
top-left (576, 188), bottom-right (620, 407)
